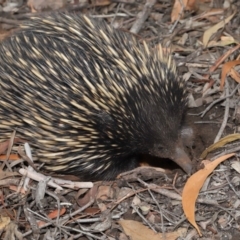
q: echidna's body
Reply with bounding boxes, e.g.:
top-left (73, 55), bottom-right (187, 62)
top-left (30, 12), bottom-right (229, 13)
top-left (0, 13), bottom-right (191, 180)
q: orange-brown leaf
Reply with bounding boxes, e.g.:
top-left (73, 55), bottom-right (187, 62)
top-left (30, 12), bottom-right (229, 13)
top-left (119, 220), bottom-right (187, 240)
top-left (229, 68), bottom-right (240, 84)
top-left (9, 185), bottom-right (26, 194)
top-left (171, 0), bottom-right (188, 22)
top-left (37, 208), bottom-right (66, 227)
top-left (0, 154), bottom-right (20, 161)
top-left (0, 141), bottom-right (10, 155)
top-left (220, 60), bottom-right (240, 90)
top-left (182, 153), bottom-right (235, 236)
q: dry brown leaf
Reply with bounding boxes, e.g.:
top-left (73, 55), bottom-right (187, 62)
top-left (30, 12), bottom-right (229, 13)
top-left (84, 207), bottom-right (100, 215)
top-left (182, 153), bottom-right (235, 236)
top-left (229, 68), bottom-right (240, 83)
top-left (171, 0), bottom-right (197, 22)
top-left (231, 161), bottom-right (240, 173)
top-left (37, 208), bottom-right (66, 227)
top-left (0, 138), bottom-right (24, 155)
top-left (96, 185), bottom-right (114, 200)
top-left (9, 185), bottom-right (26, 194)
top-left (201, 43), bottom-right (240, 87)
top-left (220, 60), bottom-right (240, 90)
top-left (92, 0), bottom-right (112, 6)
top-left (0, 215), bottom-right (10, 230)
top-left (207, 36), bottom-right (238, 47)
top-left (0, 154), bottom-right (20, 161)
top-left (119, 220), bottom-right (187, 240)
top-left (0, 141), bottom-right (11, 155)
top-left (27, 0), bottom-right (67, 12)
top-left (77, 185), bottom-right (98, 206)
top-left (203, 11), bottom-right (236, 47)
top-left (205, 43), bottom-right (240, 79)
top-left (200, 133), bottom-right (240, 159)
top-left (186, 0), bottom-right (198, 10)
top-left (195, 8), bottom-right (224, 21)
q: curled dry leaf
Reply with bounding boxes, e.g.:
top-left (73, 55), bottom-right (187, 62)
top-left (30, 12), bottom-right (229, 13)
top-left (205, 43), bottom-right (240, 79)
top-left (220, 60), bottom-right (240, 90)
top-left (207, 36), bottom-right (238, 47)
top-left (229, 68), bottom-right (240, 83)
top-left (27, 0), bottom-right (67, 12)
top-left (231, 161), bottom-right (240, 174)
top-left (0, 216), bottom-right (10, 230)
top-left (171, 0), bottom-right (198, 22)
top-left (182, 153), bottom-right (235, 236)
top-left (96, 185), bottom-right (114, 200)
top-left (200, 133), bottom-right (240, 159)
top-left (203, 10), bottom-right (236, 47)
top-left (77, 185), bottom-right (98, 206)
top-left (119, 220), bottom-right (187, 240)
top-left (37, 208), bottom-right (66, 227)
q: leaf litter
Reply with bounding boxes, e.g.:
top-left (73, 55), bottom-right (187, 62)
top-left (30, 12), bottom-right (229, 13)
top-left (0, 0), bottom-right (240, 239)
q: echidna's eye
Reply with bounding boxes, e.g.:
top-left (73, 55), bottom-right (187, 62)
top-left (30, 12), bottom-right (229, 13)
top-left (157, 145), bottom-right (164, 151)
top-left (151, 144), bottom-right (164, 154)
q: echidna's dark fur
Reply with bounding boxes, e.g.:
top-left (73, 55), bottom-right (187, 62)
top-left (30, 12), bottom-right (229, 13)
top-left (0, 13), bottom-right (189, 180)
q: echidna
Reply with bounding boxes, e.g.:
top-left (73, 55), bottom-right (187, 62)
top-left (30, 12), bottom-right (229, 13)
top-left (0, 12), bottom-right (192, 180)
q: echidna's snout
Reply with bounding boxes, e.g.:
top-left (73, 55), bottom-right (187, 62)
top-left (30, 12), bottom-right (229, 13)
top-left (171, 141), bottom-right (192, 175)
top-left (150, 139), bottom-right (192, 175)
